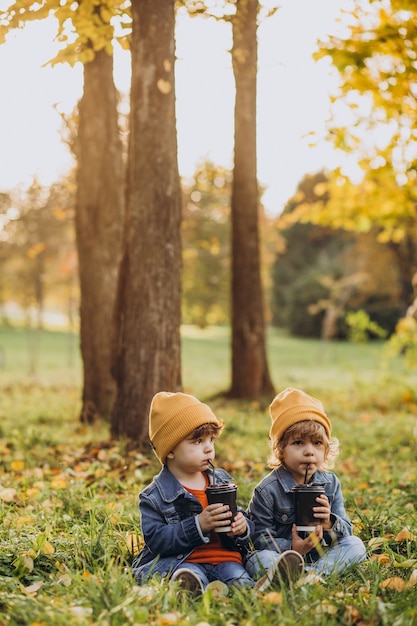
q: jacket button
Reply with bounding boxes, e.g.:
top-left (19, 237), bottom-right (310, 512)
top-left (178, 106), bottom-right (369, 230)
top-left (282, 514), bottom-right (288, 521)
top-left (177, 554), bottom-right (183, 559)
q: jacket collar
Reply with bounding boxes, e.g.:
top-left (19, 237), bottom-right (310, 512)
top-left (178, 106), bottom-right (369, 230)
top-left (152, 466), bottom-right (218, 502)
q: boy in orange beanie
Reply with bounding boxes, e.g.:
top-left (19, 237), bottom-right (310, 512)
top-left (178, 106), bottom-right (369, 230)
top-left (246, 387), bottom-right (366, 580)
top-left (132, 391), bottom-right (256, 594)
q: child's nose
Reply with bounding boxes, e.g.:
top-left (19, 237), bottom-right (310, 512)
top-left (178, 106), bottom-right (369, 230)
top-left (204, 439), bottom-right (214, 452)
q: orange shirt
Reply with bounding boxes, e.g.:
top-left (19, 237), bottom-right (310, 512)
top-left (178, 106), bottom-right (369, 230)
top-left (184, 476), bottom-right (242, 565)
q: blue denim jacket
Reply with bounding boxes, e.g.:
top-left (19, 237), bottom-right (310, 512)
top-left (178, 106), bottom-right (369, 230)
top-left (132, 466), bottom-right (254, 583)
top-left (247, 467), bottom-right (353, 559)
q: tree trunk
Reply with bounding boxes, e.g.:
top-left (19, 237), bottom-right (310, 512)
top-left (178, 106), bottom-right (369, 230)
top-left (111, 0), bottom-right (182, 442)
top-left (229, 0), bottom-right (275, 398)
top-left (387, 234), bottom-right (417, 316)
top-left (75, 49), bottom-right (124, 423)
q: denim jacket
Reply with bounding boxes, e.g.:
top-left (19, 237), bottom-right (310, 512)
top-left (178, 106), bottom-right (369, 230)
top-left (132, 466), bottom-right (254, 583)
top-left (247, 466), bottom-right (353, 559)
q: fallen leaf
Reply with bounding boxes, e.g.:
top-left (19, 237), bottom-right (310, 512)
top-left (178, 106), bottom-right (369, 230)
top-left (315, 600), bottom-right (338, 615)
top-left (405, 569), bottom-right (417, 588)
top-left (380, 577), bottom-right (405, 591)
top-left (395, 528), bottom-right (413, 541)
top-left (41, 540), bottom-right (55, 555)
top-left (158, 613), bottom-right (183, 624)
top-left (368, 537), bottom-right (386, 550)
top-left (125, 532), bottom-right (142, 555)
top-left (0, 488), bottom-right (17, 502)
top-left (344, 605), bottom-right (362, 623)
top-left (57, 573), bottom-right (72, 587)
top-left (393, 558), bottom-right (417, 568)
top-left (376, 554), bottom-right (390, 564)
top-left (11, 460), bottom-right (25, 471)
top-left (22, 581), bottom-right (43, 595)
top-left (262, 591), bottom-right (283, 604)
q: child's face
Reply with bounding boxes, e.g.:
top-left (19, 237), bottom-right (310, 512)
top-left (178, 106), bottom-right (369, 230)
top-left (167, 433), bottom-right (215, 476)
top-left (282, 432), bottom-right (326, 483)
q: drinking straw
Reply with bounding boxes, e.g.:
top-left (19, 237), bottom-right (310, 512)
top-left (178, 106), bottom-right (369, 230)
top-left (304, 463), bottom-right (310, 484)
top-left (208, 460), bottom-right (216, 483)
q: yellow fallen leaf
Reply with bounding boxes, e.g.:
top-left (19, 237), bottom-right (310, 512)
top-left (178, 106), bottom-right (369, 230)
top-left (394, 558), bottom-right (417, 569)
top-left (0, 488), bottom-right (17, 502)
top-left (51, 477), bottom-right (67, 489)
top-left (125, 533), bottom-right (142, 555)
top-left (41, 540), bottom-right (55, 555)
top-left (262, 591), bottom-right (283, 604)
top-left (158, 613), bottom-right (182, 625)
top-left (395, 528), bottom-right (413, 541)
top-left (343, 605), bottom-right (362, 623)
top-left (380, 577), bottom-right (405, 591)
top-left (358, 586), bottom-right (369, 594)
top-left (315, 600), bottom-right (338, 615)
top-left (57, 573), bottom-right (72, 587)
top-left (376, 554), bottom-right (390, 564)
top-left (406, 569), bottom-right (417, 589)
top-left (15, 555), bottom-right (34, 573)
top-left (403, 390), bottom-right (413, 402)
top-left (11, 460), bottom-right (25, 471)
top-left (22, 581), bottom-right (43, 595)
top-left (368, 537), bottom-right (386, 550)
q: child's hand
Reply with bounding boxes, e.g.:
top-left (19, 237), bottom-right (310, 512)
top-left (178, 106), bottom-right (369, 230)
top-left (227, 511), bottom-right (247, 537)
top-left (198, 503), bottom-right (232, 533)
top-left (291, 523), bottom-right (323, 556)
top-left (313, 494), bottom-right (332, 529)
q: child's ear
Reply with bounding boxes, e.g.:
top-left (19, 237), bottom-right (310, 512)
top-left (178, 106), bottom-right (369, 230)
top-left (166, 451), bottom-right (174, 459)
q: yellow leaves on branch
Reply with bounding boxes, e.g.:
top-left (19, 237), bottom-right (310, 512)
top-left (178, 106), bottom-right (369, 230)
top-left (1, 0), bottom-right (132, 67)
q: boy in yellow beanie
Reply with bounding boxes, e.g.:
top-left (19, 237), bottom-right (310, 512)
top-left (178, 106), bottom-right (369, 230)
top-left (132, 391), bottom-right (256, 594)
top-left (246, 387), bottom-right (366, 580)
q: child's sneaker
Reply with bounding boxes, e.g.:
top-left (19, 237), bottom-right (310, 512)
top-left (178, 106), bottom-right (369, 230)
top-left (169, 568), bottom-right (204, 596)
top-left (255, 550), bottom-right (304, 591)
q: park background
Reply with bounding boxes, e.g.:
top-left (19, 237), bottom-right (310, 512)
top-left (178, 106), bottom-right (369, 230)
top-left (1, 0), bottom-right (417, 624)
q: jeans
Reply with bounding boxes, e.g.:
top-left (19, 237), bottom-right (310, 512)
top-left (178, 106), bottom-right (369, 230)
top-left (246, 536), bottom-right (366, 578)
top-left (176, 561), bottom-right (255, 589)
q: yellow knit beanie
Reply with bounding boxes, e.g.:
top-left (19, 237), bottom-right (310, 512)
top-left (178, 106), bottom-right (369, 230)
top-left (269, 387), bottom-right (331, 443)
top-left (149, 391), bottom-right (221, 465)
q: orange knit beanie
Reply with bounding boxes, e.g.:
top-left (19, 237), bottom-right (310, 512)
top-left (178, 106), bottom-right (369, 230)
top-left (269, 387), bottom-right (332, 443)
top-left (149, 391), bottom-right (221, 464)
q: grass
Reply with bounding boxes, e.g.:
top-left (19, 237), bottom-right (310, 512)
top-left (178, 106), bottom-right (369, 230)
top-left (1, 326), bottom-right (417, 625)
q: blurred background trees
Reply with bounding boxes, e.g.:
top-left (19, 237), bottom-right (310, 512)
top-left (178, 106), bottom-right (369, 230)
top-left (1, 0), bottom-right (417, 440)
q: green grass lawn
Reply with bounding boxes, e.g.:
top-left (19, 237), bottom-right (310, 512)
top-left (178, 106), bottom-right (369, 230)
top-left (1, 326), bottom-right (417, 625)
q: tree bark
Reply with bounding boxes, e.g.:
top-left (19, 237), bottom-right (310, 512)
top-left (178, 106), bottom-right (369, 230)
top-left (229, 0), bottom-right (275, 398)
top-left (111, 0), bottom-right (182, 442)
top-left (75, 49), bottom-right (124, 423)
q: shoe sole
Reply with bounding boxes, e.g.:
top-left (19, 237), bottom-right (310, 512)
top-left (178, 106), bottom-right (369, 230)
top-left (255, 550), bottom-right (304, 591)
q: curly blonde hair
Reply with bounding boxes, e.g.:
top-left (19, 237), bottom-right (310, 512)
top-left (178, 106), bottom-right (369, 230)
top-left (267, 420), bottom-right (339, 471)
